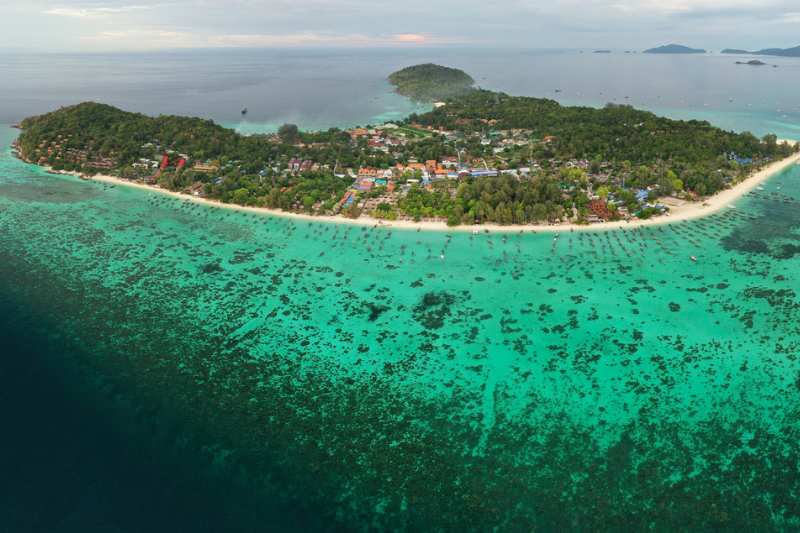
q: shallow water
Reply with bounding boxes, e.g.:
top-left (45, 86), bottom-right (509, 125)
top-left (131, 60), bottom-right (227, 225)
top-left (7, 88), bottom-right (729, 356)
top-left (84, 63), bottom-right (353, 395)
top-left (2, 124), bottom-right (800, 530)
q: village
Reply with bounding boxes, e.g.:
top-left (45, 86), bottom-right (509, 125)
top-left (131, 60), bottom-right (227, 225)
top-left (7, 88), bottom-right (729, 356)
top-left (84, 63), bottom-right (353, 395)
top-left (178, 122), bottom-right (679, 225)
top-left (18, 109), bottom-right (765, 228)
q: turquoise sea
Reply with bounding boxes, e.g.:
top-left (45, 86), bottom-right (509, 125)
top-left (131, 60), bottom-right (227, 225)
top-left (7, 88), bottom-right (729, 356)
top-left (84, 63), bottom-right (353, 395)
top-left (2, 49), bottom-right (800, 531)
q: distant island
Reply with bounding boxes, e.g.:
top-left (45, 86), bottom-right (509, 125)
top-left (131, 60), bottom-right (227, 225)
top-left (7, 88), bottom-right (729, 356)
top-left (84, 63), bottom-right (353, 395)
top-left (722, 45), bottom-right (800, 58)
top-left (644, 44), bottom-right (706, 54)
top-left (388, 64), bottom-right (475, 102)
top-left (593, 50), bottom-right (612, 54)
top-left (736, 60), bottom-right (767, 66)
top-left (13, 66), bottom-right (798, 229)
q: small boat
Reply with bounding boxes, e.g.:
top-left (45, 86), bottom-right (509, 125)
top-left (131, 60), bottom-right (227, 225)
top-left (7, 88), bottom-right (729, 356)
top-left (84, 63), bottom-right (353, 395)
top-left (241, 107), bottom-right (248, 116)
top-left (690, 256), bottom-right (698, 262)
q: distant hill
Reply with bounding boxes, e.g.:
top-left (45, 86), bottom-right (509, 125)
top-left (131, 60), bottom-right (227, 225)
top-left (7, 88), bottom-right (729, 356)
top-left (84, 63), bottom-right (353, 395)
top-left (388, 64), bottom-right (475, 102)
top-left (644, 44), bottom-right (706, 54)
top-left (722, 45), bottom-right (800, 57)
top-left (755, 46), bottom-right (800, 57)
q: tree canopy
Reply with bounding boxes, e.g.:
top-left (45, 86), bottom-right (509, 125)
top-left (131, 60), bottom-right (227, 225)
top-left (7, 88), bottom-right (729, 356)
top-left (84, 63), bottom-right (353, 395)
top-left (388, 64), bottom-right (475, 102)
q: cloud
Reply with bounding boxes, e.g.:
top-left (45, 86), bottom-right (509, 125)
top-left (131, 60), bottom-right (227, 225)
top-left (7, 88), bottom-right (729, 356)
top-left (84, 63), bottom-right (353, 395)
top-left (393, 34), bottom-right (427, 43)
top-left (777, 11), bottom-right (800, 23)
top-left (207, 32), bottom-right (457, 48)
top-left (44, 5), bottom-right (151, 18)
top-left (9, 0), bottom-right (800, 51)
top-left (79, 27), bottom-right (198, 49)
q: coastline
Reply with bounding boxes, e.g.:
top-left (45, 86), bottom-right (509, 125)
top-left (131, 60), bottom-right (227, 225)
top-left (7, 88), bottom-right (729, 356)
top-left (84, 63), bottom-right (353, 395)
top-left (31, 147), bottom-right (800, 234)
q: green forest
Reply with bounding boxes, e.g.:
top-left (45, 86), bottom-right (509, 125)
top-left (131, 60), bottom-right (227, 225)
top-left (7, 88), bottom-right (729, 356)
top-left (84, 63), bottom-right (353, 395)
top-left (388, 64), bottom-right (475, 102)
top-left (409, 90), bottom-right (795, 195)
top-left (16, 82), bottom-right (797, 226)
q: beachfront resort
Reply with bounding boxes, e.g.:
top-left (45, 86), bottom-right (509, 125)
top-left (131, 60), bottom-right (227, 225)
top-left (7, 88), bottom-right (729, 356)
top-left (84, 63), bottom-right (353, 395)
top-left (15, 82), bottom-right (798, 228)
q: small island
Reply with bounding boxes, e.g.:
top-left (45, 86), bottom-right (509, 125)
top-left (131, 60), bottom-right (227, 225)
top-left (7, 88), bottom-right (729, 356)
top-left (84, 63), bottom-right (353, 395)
top-left (722, 45), bottom-right (800, 58)
top-left (388, 64), bottom-right (475, 102)
top-left (644, 44), bottom-right (707, 54)
top-left (13, 66), bottom-right (799, 230)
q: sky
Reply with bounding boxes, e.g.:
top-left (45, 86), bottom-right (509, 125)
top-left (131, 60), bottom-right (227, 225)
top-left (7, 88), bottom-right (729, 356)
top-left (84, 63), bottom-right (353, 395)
top-left (1, 0), bottom-right (799, 52)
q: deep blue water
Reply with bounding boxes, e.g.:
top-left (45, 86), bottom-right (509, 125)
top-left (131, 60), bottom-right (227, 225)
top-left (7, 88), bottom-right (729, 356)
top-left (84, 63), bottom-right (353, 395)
top-left (0, 256), bottom-right (326, 533)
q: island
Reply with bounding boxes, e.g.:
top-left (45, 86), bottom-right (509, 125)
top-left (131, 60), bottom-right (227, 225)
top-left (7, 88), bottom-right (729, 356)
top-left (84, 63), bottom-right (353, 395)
top-left (388, 64), bottom-right (475, 102)
top-left (593, 50), bottom-right (612, 54)
top-left (644, 44), bottom-right (707, 54)
top-left (14, 68), bottom-right (798, 230)
top-left (736, 60), bottom-right (767, 66)
top-left (722, 45), bottom-right (800, 57)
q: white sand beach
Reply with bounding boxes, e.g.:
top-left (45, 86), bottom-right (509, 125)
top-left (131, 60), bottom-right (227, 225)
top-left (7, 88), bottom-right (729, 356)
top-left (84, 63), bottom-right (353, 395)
top-left (52, 146), bottom-right (800, 234)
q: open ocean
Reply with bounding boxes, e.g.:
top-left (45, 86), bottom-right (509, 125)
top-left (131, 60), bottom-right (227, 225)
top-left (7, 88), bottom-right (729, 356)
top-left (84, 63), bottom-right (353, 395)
top-left (2, 48), bottom-right (800, 531)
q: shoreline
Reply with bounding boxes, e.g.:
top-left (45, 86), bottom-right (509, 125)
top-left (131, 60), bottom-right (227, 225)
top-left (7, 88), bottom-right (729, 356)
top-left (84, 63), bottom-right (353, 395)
top-left (28, 148), bottom-right (800, 234)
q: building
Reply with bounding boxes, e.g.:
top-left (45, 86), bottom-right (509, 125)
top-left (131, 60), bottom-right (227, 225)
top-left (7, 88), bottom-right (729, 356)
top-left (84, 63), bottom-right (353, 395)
top-left (358, 167), bottom-right (379, 177)
top-left (588, 200), bottom-right (612, 221)
top-left (441, 156), bottom-right (459, 168)
top-left (470, 169), bottom-right (499, 178)
top-left (86, 158), bottom-right (117, 170)
top-left (194, 162), bottom-right (219, 173)
top-left (355, 179), bottom-right (374, 191)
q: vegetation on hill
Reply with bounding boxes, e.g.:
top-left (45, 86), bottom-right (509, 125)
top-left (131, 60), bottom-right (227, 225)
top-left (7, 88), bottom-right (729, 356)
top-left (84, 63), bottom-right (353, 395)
top-left (644, 44), bottom-right (706, 54)
top-left (722, 45), bottom-right (800, 58)
top-left (17, 87), bottom-right (796, 226)
top-left (753, 46), bottom-right (800, 57)
top-left (408, 89), bottom-right (791, 194)
top-left (388, 64), bottom-right (475, 102)
top-left (18, 102), bottom-right (244, 163)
